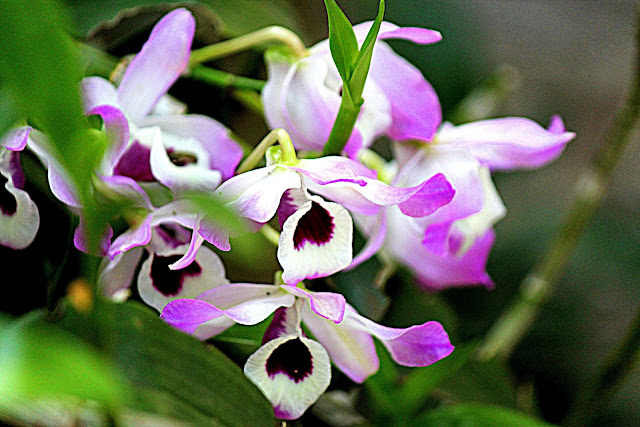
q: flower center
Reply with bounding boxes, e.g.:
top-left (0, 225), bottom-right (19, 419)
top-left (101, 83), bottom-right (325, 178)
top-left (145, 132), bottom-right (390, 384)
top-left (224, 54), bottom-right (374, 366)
top-left (167, 148), bottom-right (198, 167)
top-left (150, 255), bottom-right (202, 296)
top-left (266, 338), bottom-right (313, 383)
top-left (293, 202), bottom-right (335, 250)
top-left (113, 140), bottom-right (155, 181)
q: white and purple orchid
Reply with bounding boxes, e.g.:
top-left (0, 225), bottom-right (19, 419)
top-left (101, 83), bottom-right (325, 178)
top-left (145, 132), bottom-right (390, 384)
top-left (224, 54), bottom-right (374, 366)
top-left (262, 21), bottom-right (443, 157)
top-left (0, 127), bottom-right (39, 249)
top-left (215, 150), bottom-right (454, 284)
top-left (160, 282), bottom-right (453, 419)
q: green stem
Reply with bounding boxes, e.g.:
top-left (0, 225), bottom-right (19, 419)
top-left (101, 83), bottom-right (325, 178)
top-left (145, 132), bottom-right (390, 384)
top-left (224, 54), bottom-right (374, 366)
top-left (563, 305), bottom-right (640, 426)
top-left (236, 128), bottom-right (297, 174)
top-left (322, 95), bottom-right (360, 156)
top-left (260, 224), bottom-right (281, 247)
top-left (189, 26), bottom-right (306, 67)
top-left (477, 7), bottom-right (640, 362)
top-left (187, 66), bottom-right (266, 92)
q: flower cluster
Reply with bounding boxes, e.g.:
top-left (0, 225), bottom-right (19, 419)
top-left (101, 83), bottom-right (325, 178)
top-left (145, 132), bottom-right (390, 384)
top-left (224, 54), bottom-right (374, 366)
top-left (0, 7), bottom-right (575, 420)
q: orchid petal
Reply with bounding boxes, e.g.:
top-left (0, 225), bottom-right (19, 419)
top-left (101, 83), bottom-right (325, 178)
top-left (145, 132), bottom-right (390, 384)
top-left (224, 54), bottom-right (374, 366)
top-left (139, 114), bottom-right (242, 180)
top-left (138, 243), bottom-right (228, 312)
top-left (348, 209), bottom-right (387, 269)
top-left (244, 335), bottom-right (331, 420)
top-left (149, 126), bottom-right (222, 193)
top-left (87, 104), bottom-right (130, 174)
top-left (278, 192), bottom-right (353, 285)
top-left (281, 286), bottom-right (346, 323)
top-left (73, 217), bottom-right (113, 256)
top-left (117, 9), bottom-right (195, 121)
top-left (2, 127), bottom-right (31, 151)
top-left (0, 152), bottom-right (39, 249)
top-left (80, 77), bottom-right (118, 113)
top-left (301, 303), bottom-right (378, 383)
top-left (108, 215), bottom-right (153, 259)
top-left (160, 298), bottom-right (226, 335)
top-left (98, 247), bottom-right (143, 299)
top-left (343, 307), bottom-right (454, 367)
top-left (216, 166), bottom-right (301, 223)
top-left (436, 117), bottom-right (576, 170)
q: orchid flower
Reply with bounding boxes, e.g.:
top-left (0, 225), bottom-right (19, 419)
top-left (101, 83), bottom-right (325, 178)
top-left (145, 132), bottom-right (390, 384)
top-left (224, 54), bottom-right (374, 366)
top-left (215, 147), bottom-right (454, 284)
top-left (262, 21), bottom-right (442, 157)
top-left (99, 222), bottom-right (229, 313)
top-left (81, 8), bottom-right (243, 188)
top-left (0, 127), bottom-right (39, 249)
top-left (160, 283), bottom-right (453, 419)
top-left (354, 116), bottom-right (576, 290)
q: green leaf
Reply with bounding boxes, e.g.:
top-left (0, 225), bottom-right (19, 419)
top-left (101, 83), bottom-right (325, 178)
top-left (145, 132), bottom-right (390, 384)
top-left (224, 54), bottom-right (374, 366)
top-left (324, 0), bottom-right (358, 82)
top-left (183, 192), bottom-right (247, 236)
top-left (399, 342), bottom-right (478, 416)
top-left (57, 299), bottom-right (275, 426)
top-left (414, 403), bottom-right (553, 426)
top-left (349, 0), bottom-right (385, 102)
top-left (0, 0), bottom-right (107, 251)
top-left (0, 311), bottom-right (126, 407)
top-left (364, 341), bottom-right (401, 424)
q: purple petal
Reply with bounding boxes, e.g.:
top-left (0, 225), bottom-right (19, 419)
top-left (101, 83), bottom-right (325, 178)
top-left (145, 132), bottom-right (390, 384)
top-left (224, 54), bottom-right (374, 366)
top-left (117, 9), bottom-right (195, 121)
top-left (301, 303), bottom-right (378, 383)
top-left (397, 172), bottom-right (455, 217)
top-left (282, 286), bottom-right (346, 323)
top-left (348, 209), bottom-right (387, 269)
top-left (355, 21), bottom-right (443, 45)
top-left (80, 77), bottom-right (118, 113)
top-left (108, 214), bottom-right (153, 259)
top-left (547, 115), bottom-right (566, 134)
top-left (437, 117), bottom-right (576, 170)
top-left (113, 139), bottom-right (154, 182)
top-left (244, 335), bottom-right (331, 420)
top-left (344, 308), bottom-right (454, 367)
top-left (73, 217), bottom-right (113, 256)
top-left (2, 127), bottom-right (31, 151)
top-left (160, 298), bottom-right (225, 334)
top-left (139, 114), bottom-right (243, 180)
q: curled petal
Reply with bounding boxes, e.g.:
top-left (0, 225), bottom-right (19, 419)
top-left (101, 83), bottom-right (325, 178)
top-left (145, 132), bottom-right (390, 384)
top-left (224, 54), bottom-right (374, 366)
top-left (138, 243), bottom-right (228, 312)
top-left (343, 307), bottom-right (454, 367)
top-left (139, 114), bottom-right (243, 180)
top-left (2, 127), bottom-right (31, 151)
top-left (98, 247), bottom-right (143, 299)
top-left (73, 217), bottom-right (113, 256)
top-left (149, 127), bottom-right (222, 193)
top-left (301, 303), bottom-right (378, 383)
top-left (108, 215), bottom-right (153, 259)
top-left (0, 153), bottom-right (39, 249)
top-left (348, 209), bottom-right (387, 269)
top-left (216, 166), bottom-right (301, 223)
top-left (87, 104), bottom-right (130, 174)
top-left (244, 335), bottom-right (331, 420)
top-left (436, 117), bottom-right (576, 170)
top-left (278, 192), bottom-right (353, 285)
top-left (117, 9), bottom-right (195, 121)
top-left (282, 286), bottom-right (346, 324)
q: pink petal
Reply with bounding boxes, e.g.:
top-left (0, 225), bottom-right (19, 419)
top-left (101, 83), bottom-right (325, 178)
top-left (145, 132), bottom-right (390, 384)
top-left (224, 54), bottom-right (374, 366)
top-left (2, 127), bottom-right (31, 151)
top-left (282, 286), bottom-right (346, 323)
top-left (117, 9), bottom-right (195, 121)
top-left (80, 77), bottom-right (118, 113)
top-left (437, 117), bottom-right (576, 170)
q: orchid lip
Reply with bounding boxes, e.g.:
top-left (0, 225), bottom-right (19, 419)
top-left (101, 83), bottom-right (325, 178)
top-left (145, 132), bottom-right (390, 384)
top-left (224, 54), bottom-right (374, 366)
top-left (293, 201), bottom-right (335, 250)
top-left (113, 140), bottom-right (155, 182)
top-left (151, 254), bottom-right (202, 296)
top-left (265, 337), bottom-right (313, 383)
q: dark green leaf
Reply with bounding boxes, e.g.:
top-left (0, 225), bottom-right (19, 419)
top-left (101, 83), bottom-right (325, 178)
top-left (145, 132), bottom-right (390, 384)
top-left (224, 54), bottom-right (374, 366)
top-left (57, 299), bottom-right (275, 426)
top-left (0, 311), bottom-right (126, 407)
top-left (364, 341), bottom-right (401, 423)
top-left (349, 0), bottom-right (385, 102)
top-left (414, 403), bottom-right (553, 426)
top-left (324, 0), bottom-right (358, 82)
top-left (399, 342), bottom-right (478, 416)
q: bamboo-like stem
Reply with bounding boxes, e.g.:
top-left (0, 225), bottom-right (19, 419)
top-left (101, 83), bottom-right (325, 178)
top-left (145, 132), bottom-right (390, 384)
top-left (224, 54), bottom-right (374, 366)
top-left (187, 66), bottom-right (266, 91)
top-left (188, 26), bottom-right (306, 67)
top-left (477, 8), bottom-right (640, 362)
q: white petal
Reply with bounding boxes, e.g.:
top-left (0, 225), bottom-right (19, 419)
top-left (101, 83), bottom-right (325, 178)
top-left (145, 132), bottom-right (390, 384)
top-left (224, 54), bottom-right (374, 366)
top-left (244, 335), bottom-right (331, 420)
top-left (278, 193), bottom-right (353, 285)
top-left (98, 247), bottom-right (143, 299)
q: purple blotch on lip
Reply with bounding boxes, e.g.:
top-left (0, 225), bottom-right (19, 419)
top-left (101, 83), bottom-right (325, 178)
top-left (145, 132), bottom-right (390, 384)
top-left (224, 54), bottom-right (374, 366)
top-left (113, 140), bottom-right (155, 181)
top-left (150, 254), bottom-right (202, 296)
top-left (293, 202), bottom-right (334, 250)
top-left (266, 338), bottom-right (313, 383)
top-left (0, 174), bottom-right (17, 216)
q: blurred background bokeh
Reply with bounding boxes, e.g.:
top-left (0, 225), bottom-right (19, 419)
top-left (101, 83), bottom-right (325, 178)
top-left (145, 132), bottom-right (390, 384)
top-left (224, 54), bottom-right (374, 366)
top-left (3, 0), bottom-right (638, 424)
